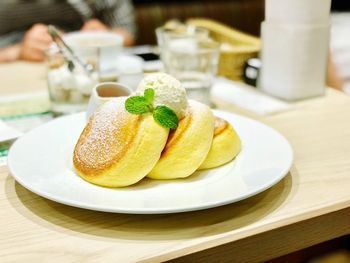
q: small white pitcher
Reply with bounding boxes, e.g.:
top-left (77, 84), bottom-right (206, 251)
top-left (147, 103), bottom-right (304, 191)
top-left (86, 82), bottom-right (132, 120)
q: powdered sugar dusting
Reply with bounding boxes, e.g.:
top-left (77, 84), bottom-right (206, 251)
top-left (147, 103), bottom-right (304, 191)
top-left (188, 99), bottom-right (211, 116)
top-left (75, 98), bottom-right (139, 173)
top-left (214, 117), bottom-right (226, 129)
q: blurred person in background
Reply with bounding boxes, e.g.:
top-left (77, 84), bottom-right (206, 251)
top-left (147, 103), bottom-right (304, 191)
top-left (0, 0), bottom-right (136, 63)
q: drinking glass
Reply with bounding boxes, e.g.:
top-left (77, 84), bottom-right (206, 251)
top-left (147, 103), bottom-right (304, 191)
top-left (46, 45), bottom-right (99, 115)
top-left (160, 34), bottom-right (220, 105)
top-left (156, 25), bottom-right (209, 48)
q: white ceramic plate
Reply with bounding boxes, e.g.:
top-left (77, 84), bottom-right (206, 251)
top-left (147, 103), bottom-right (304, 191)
top-left (8, 111), bottom-right (293, 214)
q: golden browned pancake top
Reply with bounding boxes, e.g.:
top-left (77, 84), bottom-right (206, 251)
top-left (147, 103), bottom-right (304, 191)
top-left (214, 117), bottom-right (229, 136)
top-left (73, 99), bottom-right (141, 176)
top-left (160, 106), bottom-right (193, 157)
top-left (163, 112), bottom-right (192, 152)
top-left (160, 101), bottom-right (215, 158)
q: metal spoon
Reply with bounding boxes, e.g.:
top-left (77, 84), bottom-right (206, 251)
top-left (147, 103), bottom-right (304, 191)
top-left (48, 25), bottom-right (94, 76)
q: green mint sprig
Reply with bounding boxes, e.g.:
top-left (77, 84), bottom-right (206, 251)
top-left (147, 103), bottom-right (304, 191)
top-left (124, 96), bottom-right (150, 114)
top-left (144, 88), bottom-right (155, 104)
top-left (125, 88), bottom-right (178, 129)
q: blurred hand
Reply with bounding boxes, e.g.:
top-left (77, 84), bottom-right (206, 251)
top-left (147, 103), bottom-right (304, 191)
top-left (81, 19), bottom-right (109, 31)
top-left (81, 19), bottom-right (134, 46)
top-left (19, 23), bottom-right (52, 62)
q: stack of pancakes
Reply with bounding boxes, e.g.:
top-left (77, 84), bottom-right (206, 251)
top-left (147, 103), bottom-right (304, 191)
top-left (73, 98), bottom-right (241, 187)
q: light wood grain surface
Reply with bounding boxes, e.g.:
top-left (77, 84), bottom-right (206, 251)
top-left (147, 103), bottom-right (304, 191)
top-left (1, 63), bottom-right (350, 263)
top-left (0, 62), bottom-right (46, 95)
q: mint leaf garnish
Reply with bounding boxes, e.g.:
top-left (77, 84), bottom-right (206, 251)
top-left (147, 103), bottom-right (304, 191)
top-left (125, 96), bottom-right (150, 114)
top-left (144, 88), bottom-right (155, 104)
top-left (153, 105), bottom-right (178, 129)
top-left (125, 88), bottom-right (179, 129)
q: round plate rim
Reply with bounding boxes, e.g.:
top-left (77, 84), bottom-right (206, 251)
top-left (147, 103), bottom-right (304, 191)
top-left (7, 111), bottom-right (293, 214)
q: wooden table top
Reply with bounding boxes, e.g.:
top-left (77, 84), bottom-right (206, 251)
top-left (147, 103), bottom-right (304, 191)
top-left (1, 62), bottom-right (350, 263)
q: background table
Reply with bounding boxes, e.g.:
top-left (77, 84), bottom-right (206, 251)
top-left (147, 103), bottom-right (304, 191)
top-left (1, 63), bottom-right (350, 262)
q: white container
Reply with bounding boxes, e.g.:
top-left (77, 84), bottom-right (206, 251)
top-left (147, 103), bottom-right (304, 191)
top-left (265, 0), bottom-right (331, 25)
top-left (259, 22), bottom-right (330, 101)
top-left (86, 82), bottom-right (131, 120)
top-left (63, 32), bottom-right (123, 75)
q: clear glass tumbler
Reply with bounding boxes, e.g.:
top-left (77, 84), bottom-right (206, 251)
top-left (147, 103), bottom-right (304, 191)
top-left (160, 35), bottom-right (220, 105)
top-left (156, 25), bottom-right (209, 49)
top-left (46, 45), bottom-right (99, 115)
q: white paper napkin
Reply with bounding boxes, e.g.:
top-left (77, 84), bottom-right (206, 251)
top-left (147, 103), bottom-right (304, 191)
top-left (212, 77), bottom-right (290, 115)
top-left (265, 0), bottom-right (331, 25)
top-left (259, 22), bottom-right (329, 100)
top-left (0, 120), bottom-right (22, 142)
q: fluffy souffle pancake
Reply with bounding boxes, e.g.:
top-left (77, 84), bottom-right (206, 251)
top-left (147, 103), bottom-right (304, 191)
top-left (148, 100), bottom-right (214, 179)
top-left (199, 117), bottom-right (241, 169)
top-left (73, 98), bottom-right (169, 187)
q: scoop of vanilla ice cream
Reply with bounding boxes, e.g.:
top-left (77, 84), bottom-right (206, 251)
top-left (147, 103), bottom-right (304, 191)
top-left (136, 73), bottom-right (188, 119)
